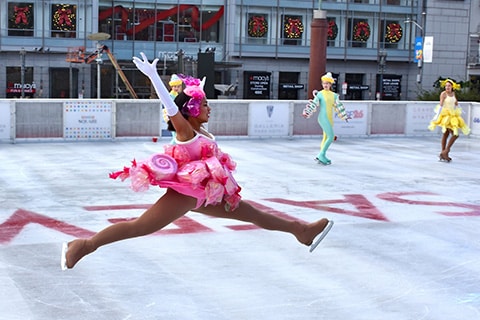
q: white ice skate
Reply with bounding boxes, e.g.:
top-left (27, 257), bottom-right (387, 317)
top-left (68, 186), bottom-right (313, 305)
top-left (60, 242), bottom-right (68, 271)
top-left (309, 220), bottom-right (334, 253)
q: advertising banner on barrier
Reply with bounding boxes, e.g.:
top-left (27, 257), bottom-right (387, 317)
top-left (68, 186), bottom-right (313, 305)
top-left (0, 101), bottom-right (11, 141)
top-left (471, 103), bottom-right (480, 136)
top-left (248, 102), bottom-right (289, 136)
top-left (405, 103), bottom-right (437, 135)
top-left (334, 102), bottom-right (368, 136)
top-left (63, 100), bottom-right (112, 140)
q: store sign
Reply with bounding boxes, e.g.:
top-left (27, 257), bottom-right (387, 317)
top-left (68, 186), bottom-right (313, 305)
top-left (244, 72), bottom-right (271, 99)
top-left (349, 84), bottom-right (369, 90)
top-left (6, 82), bottom-right (36, 94)
top-left (280, 83), bottom-right (304, 90)
top-left (382, 75), bottom-right (402, 100)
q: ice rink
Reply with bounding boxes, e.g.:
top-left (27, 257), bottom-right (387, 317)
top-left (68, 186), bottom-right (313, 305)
top-left (1, 135), bottom-right (479, 320)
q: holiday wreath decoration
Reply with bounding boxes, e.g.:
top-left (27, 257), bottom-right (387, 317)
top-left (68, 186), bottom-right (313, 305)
top-left (52, 4), bottom-right (76, 31)
top-left (353, 21), bottom-right (370, 42)
top-left (385, 22), bottom-right (403, 43)
top-left (248, 15), bottom-right (268, 38)
top-left (284, 17), bottom-right (304, 39)
top-left (10, 4), bottom-right (34, 29)
top-left (327, 20), bottom-right (338, 41)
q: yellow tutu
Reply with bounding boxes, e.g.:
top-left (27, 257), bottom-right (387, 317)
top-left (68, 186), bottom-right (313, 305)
top-left (428, 104), bottom-right (470, 136)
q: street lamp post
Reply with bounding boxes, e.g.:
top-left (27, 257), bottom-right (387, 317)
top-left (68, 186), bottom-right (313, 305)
top-left (405, 13), bottom-right (425, 83)
top-left (95, 44), bottom-right (103, 99)
top-left (87, 33), bottom-right (111, 99)
top-left (378, 50), bottom-right (387, 100)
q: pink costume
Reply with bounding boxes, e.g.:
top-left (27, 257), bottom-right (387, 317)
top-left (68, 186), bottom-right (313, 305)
top-left (110, 133), bottom-right (242, 211)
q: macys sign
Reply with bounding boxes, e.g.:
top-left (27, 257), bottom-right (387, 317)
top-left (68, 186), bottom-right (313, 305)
top-left (6, 82), bottom-right (36, 93)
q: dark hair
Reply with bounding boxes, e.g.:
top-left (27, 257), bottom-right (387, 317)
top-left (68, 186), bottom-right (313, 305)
top-left (167, 91), bottom-right (191, 132)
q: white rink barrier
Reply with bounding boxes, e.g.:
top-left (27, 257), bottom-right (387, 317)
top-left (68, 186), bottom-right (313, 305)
top-left (0, 99), bottom-right (478, 143)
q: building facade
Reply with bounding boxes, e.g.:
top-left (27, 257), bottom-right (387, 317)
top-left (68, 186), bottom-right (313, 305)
top-left (0, 0), bottom-right (479, 100)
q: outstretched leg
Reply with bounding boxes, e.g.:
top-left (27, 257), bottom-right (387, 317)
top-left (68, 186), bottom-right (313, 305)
top-left (64, 189), bottom-right (197, 269)
top-left (194, 200), bottom-right (331, 247)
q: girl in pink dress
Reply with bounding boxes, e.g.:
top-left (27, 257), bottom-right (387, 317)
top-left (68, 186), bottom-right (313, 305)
top-left (61, 53), bottom-right (333, 270)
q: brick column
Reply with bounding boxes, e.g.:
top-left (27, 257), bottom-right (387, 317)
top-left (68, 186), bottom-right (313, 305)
top-left (308, 10), bottom-right (328, 99)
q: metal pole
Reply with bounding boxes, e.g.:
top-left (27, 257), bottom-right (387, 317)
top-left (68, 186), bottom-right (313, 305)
top-left (20, 48), bottom-right (26, 98)
top-left (69, 63), bottom-right (73, 98)
top-left (96, 43), bottom-right (101, 99)
top-left (378, 50), bottom-right (387, 100)
top-left (97, 62), bottom-right (101, 98)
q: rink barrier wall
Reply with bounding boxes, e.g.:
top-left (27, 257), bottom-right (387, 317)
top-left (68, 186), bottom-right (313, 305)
top-left (0, 99), bottom-right (479, 143)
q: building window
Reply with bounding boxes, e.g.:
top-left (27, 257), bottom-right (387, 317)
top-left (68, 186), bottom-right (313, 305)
top-left (51, 4), bottom-right (77, 38)
top-left (98, 4), bottom-right (221, 42)
top-left (382, 21), bottom-right (403, 49)
top-left (6, 66), bottom-right (35, 98)
top-left (8, 2), bottom-right (34, 37)
top-left (348, 19), bottom-right (370, 48)
top-left (282, 15), bottom-right (304, 45)
top-left (247, 14), bottom-right (268, 43)
top-left (327, 18), bottom-right (338, 47)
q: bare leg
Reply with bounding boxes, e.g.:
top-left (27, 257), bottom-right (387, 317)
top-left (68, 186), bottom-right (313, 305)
top-left (444, 130), bottom-right (458, 160)
top-left (441, 131), bottom-right (448, 152)
top-left (439, 130), bottom-right (451, 160)
top-left (194, 200), bottom-right (330, 246)
top-left (65, 189), bottom-right (197, 268)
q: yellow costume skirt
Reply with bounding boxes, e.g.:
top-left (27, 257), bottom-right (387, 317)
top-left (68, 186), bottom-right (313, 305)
top-left (428, 105), bottom-right (470, 136)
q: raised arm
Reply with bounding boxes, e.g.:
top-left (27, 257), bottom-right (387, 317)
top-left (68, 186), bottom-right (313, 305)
top-left (132, 52), bottom-right (192, 140)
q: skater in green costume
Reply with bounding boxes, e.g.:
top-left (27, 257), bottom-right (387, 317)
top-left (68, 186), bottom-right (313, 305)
top-left (303, 72), bottom-right (349, 165)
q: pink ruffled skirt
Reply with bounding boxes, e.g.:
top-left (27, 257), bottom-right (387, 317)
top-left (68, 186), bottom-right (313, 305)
top-left (109, 144), bottom-right (242, 211)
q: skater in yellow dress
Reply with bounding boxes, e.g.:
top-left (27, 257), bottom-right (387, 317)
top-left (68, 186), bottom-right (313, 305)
top-left (428, 78), bottom-right (470, 161)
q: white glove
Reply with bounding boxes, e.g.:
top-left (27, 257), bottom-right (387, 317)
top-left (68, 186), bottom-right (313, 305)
top-left (133, 52), bottom-right (178, 117)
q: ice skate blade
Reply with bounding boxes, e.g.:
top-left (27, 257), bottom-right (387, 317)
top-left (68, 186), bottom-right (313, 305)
top-left (315, 157), bottom-right (331, 165)
top-left (60, 242), bottom-right (68, 271)
top-left (309, 220), bottom-right (334, 253)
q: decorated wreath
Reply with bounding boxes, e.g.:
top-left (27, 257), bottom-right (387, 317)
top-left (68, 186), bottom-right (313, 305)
top-left (385, 22), bottom-right (403, 43)
top-left (327, 20), bottom-right (338, 41)
top-left (353, 21), bottom-right (370, 42)
top-left (284, 17), bottom-right (304, 39)
top-left (248, 15), bottom-right (268, 38)
top-left (52, 4), bottom-right (76, 31)
top-left (9, 4), bottom-right (34, 29)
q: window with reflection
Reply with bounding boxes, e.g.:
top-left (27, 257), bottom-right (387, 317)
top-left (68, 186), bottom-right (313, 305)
top-left (98, 3), bottom-right (222, 43)
top-left (8, 2), bottom-right (34, 36)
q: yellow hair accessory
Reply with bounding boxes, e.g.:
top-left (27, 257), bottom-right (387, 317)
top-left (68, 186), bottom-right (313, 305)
top-left (321, 72), bottom-right (335, 84)
top-left (440, 78), bottom-right (461, 91)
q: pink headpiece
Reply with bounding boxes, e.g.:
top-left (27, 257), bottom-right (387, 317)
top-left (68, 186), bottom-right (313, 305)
top-left (178, 75), bottom-right (206, 117)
